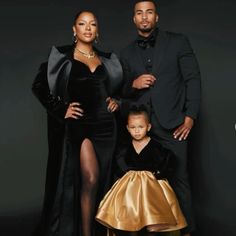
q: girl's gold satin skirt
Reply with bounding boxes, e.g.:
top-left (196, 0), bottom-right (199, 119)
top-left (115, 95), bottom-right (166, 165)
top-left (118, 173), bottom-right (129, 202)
top-left (96, 171), bottom-right (187, 232)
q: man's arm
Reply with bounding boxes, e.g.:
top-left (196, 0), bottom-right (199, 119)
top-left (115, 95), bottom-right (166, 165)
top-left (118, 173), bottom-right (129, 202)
top-left (173, 35), bottom-right (201, 140)
top-left (120, 56), bottom-right (139, 98)
top-left (179, 35), bottom-right (201, 120)
top-left (120, 55), bottom-right (156, 98)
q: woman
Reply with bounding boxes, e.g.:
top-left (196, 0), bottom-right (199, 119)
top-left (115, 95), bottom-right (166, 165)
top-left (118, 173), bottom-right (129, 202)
top-left (32, 11), bottom-right (123, 236)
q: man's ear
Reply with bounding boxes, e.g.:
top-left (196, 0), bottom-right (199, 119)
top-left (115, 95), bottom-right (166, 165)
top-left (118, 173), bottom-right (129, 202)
top-left (148, 124), bottom-right (152, 131)
top-left (156, 14), bottom-right (159, 23)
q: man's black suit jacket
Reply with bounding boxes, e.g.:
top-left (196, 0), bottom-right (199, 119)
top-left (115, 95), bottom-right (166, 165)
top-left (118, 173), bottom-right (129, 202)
top-left (120, 29), bottom-right (201, 129)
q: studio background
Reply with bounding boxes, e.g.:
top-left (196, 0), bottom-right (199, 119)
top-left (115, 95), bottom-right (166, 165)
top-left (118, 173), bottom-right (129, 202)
top-left (0, 0), bottom-right (235, 235)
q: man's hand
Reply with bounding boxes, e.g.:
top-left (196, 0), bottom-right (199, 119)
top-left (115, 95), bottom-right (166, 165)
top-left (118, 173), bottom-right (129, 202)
top-left (173, 116), bottom-right (194, 141)
top-left (132, 74), bottom-right (156, 89)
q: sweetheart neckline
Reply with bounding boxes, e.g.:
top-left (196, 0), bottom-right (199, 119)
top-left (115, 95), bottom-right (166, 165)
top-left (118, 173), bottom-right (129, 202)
top-left (73, 59), bottom-right (103, 74)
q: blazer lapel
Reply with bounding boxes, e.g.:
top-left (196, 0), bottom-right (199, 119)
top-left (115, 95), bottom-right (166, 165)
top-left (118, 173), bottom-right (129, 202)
top-left (151, 30), bottom-right (169, 78)
top-left (47, 46), bottom-right (72, 98)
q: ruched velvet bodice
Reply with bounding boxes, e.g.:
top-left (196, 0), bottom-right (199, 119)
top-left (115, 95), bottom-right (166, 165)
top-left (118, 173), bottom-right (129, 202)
top-left (68, 59), bottom-right (109, 116)
top-left (67, 59), bottom-right (115, 140)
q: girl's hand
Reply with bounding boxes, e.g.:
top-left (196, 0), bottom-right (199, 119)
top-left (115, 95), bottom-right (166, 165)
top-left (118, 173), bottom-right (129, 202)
top-left (65, 102), bottom-right (84, 119)
top-left (106, 97), bottom-right (119, 113)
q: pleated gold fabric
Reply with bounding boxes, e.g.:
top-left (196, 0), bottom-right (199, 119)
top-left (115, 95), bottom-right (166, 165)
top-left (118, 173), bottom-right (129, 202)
top-left (96, 171), bottom-right (187, 232)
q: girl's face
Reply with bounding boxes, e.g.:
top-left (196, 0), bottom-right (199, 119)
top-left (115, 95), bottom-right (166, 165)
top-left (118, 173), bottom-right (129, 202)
top-left (73, 12), bottom-right (98, 44)
top-left (127, 114), bottom-right (151, 141)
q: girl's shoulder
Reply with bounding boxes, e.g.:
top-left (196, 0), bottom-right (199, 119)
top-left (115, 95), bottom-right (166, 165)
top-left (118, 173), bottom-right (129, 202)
top-left (149, 138), bottom-right (176, 161)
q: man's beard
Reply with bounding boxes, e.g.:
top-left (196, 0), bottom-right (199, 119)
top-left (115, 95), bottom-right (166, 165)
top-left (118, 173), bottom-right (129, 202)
top-left (138, 26), bottom-right (154, 33)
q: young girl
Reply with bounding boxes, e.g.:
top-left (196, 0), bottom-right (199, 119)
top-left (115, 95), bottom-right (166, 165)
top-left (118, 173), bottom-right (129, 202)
top-left (96, 106), bottom-right (187, 236)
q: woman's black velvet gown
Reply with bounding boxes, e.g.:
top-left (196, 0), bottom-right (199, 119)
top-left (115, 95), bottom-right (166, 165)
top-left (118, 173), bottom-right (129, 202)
top-left (47, 59), bottom-right (117, 236)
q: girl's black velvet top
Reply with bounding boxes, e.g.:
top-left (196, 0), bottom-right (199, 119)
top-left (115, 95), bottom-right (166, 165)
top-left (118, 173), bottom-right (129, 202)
top-left (116, 138), bottom-right (176, 180)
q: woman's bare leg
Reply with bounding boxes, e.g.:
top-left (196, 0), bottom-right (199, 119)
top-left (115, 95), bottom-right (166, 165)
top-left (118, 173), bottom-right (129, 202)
top-left (80, 138), bottom-right (99, 236)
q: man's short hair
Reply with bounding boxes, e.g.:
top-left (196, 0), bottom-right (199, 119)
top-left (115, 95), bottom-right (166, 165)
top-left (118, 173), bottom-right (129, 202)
top-left (134, 0), bottom-right (158, 10)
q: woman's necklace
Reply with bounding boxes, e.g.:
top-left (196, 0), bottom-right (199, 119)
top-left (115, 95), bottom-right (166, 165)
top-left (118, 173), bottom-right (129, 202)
top-left (74, 47), bottom-right (96, 59)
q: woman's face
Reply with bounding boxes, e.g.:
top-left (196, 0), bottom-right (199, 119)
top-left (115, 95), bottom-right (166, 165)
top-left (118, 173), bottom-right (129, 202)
top-left (73, 12), bottom-right (98, 44)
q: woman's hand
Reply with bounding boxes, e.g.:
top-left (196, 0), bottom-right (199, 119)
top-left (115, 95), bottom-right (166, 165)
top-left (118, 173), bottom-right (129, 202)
top-left (106, 97), bottom-right (119, 113)
top-left (64, 102), bottom-right (84, 119)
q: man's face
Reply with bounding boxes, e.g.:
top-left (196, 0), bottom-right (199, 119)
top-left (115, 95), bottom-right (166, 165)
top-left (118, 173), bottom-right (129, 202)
top-left (133, 1), bottom-right (158, 36)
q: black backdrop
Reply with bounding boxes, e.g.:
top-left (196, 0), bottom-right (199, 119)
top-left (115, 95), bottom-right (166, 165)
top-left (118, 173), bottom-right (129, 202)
top-left (0, 0), bottom-right (236, 235)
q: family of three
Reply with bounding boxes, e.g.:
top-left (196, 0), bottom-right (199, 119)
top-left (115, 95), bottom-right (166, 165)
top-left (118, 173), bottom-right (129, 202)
top-left (32, 1), bottom-right (201, 236)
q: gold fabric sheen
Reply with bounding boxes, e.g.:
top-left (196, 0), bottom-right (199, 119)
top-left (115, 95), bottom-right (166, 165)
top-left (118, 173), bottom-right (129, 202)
top-left (96, 171), bottom-right (187, 232)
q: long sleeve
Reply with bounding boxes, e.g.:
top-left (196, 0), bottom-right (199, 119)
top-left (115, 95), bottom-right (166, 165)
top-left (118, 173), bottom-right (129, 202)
top-left (120, 54), bottom-right (140, 99)
top-left (113, 145), bottom-right (129, 179)
top-left (178, 35), bottom-right (201, 119)
top-left (32, 62), bottom-right (68, 122)
top-left (154, 144), bottom-right (176, 180)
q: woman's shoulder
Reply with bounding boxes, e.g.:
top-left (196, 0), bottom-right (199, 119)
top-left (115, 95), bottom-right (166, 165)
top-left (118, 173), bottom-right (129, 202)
top-left (44, 45), bottom-right (72, 59)
top-left (94, 47), bottom-right (112, 59)
top-left (50, 45), bottom-right (118, 58)
top-left (96, 47), bottom-right (123, 94)
top-left (94, 47), bottom-right (121, 69)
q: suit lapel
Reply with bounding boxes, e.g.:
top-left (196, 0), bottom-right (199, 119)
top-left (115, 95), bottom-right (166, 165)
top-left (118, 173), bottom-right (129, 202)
top-left (152, 30), bottom-right (169, 77)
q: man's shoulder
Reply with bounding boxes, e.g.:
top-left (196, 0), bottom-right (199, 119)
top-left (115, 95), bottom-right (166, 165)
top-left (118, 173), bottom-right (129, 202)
top-left (160, 29), bottom-right (187, 40)
top-left (158, 30), bottom-right (191, 50)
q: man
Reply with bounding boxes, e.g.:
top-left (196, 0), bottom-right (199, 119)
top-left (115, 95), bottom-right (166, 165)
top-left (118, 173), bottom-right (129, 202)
top-left (120, 1), bottom-right (201, 235)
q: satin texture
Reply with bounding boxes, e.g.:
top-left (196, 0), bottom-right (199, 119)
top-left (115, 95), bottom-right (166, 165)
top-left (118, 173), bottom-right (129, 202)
top-left (96, 170), bottom-right (187, 232)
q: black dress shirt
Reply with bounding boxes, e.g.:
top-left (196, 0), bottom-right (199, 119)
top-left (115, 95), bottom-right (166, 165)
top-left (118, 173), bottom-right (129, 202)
top-left (136, 28), bottom-right (158, 73)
